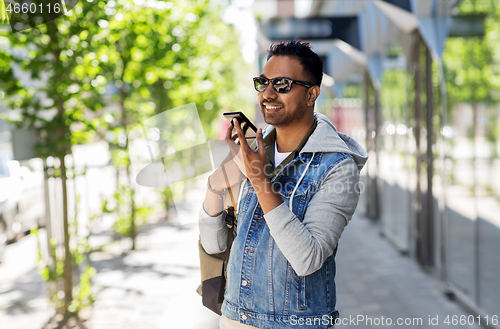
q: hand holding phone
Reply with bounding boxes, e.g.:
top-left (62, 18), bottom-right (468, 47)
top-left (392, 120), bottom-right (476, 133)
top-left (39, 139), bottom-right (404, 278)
top-left (223, 111), bottom-right (259, 159)
top-left (223, 111), bottom-right (257, 139)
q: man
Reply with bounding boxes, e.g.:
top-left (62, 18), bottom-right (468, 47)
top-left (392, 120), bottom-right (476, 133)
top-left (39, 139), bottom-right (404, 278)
top-left (199, 40), bottom-right (368, 329)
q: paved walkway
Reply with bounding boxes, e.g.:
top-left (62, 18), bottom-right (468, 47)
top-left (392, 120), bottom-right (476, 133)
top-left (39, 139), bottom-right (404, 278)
top-left (335, 214), bottom-right (481, 329)
top-left (86, 184), bottom-right (219, 329)
top-left (0, 181), bottom-right (483, 329)
top-left (86, 182), bottom-right (482, 329)
top-left (0, 233), bottom-right (53, 329)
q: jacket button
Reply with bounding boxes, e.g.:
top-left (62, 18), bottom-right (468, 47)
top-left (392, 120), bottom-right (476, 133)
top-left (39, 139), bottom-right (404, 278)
top-left (241, 314), bottom-right (248, 320)
top-left (242, 280), bottom-right (248, 286)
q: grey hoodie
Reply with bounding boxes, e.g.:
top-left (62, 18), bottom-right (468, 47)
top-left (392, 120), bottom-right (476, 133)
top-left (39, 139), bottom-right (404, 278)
top-left (302, 112), bottom-right (368, 167)
top-left (200, 112), bottom-right (368, 276)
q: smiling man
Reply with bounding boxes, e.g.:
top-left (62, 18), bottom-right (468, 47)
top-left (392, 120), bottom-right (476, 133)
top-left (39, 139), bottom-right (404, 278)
top-left (200, 41), bottom-right (368, 329)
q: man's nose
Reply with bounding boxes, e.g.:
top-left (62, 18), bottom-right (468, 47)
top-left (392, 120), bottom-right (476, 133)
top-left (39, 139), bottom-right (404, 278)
top-left (263, 83), bottom-right (277, 100)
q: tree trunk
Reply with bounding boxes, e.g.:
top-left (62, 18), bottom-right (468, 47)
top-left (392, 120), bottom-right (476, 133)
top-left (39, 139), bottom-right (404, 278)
top-left (42, 158), bottom-right (56, 272)
top-left (155, 79), bottom-right (172, 219)
top-left (48, 17), bottom-right (73, 314)
top-left (126, 165), bottom-right (136, 250)
top-left (119, 85), bottom-right (136, 250)
top-left (60, 155), bottom-right (73, 312)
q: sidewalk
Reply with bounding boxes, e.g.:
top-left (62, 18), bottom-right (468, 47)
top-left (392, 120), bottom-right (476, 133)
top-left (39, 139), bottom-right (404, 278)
top-left (0, 234), bottom-right (53, 329)
top-left (335, 214), bottom-right (481, 329)
top-left (86, 183), bottom-right (219, 329)
top-left (86, 183), bottom-right (481, 329)
top-left (0, 183), bottom-right (482, 329)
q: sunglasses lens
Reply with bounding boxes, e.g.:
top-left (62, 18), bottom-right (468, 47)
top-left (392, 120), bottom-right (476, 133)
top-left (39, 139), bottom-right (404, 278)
top-left (253, 77), bottom-right (294, 93)
top-left (254, 78), bottom-right (268, 92)
top-left (272, 78), bottom-right (291, 93)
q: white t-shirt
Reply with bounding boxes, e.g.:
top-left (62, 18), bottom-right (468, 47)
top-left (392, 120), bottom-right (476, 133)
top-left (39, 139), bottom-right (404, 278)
top-left (274, 141), bottom-right (292, 167)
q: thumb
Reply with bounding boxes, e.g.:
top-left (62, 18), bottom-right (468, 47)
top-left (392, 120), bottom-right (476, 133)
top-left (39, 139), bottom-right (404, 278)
top-left (257, 128), bottom-right (265, 154)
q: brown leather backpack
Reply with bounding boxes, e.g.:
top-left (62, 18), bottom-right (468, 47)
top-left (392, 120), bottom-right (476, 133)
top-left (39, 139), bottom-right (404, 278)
top-left (197, 182), bottom-right (240, 315)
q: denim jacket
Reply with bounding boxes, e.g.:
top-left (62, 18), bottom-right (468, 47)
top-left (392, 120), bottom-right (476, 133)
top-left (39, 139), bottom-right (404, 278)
top-left (200, 113), bottom-right (368, 329)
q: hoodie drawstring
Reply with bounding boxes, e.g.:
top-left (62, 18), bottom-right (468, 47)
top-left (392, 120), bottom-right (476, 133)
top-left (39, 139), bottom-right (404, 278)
top-left (289, 153), bottom-right (315, 212)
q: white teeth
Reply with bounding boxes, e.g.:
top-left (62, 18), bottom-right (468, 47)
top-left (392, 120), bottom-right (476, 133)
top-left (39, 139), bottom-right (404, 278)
top-left (265, 105), bottom-right (282, 110)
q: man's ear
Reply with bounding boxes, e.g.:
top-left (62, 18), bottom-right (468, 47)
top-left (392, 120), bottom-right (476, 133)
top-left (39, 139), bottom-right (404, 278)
top-left (306, 85), bottom-right (320, 107)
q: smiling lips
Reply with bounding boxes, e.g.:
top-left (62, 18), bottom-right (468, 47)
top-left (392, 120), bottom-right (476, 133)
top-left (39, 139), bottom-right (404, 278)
top-left (263, 104), bottom-right (283, 112)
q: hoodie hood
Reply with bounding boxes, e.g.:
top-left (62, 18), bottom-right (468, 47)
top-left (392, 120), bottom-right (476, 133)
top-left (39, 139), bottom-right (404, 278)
top-left (263, 112), bottom-right (368, 171)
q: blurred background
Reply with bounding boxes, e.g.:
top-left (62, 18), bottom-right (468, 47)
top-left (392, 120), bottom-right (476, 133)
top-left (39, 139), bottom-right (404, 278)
top-left (0, 0), bottom-right (499, 328)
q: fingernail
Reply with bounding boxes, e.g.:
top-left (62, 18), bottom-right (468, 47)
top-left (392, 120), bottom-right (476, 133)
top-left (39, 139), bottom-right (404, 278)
top-left (258, 128), bottom-right (262, 134)
top-left (233, 118), bottom-right (237, 123)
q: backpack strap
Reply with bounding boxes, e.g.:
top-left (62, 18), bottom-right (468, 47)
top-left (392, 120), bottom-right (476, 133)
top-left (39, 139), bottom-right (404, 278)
top-left (218, 205), bottom-right (235, 303)
top-left (217, 169), bottom-right (239, 303)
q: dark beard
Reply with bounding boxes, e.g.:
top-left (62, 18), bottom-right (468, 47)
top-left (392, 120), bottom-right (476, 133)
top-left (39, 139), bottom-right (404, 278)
top-left (261, 104), bottom-right (304, 127)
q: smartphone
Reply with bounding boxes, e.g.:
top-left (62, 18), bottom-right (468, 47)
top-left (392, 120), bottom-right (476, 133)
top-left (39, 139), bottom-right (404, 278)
top-left (223, 111), bottom-right (258, 139)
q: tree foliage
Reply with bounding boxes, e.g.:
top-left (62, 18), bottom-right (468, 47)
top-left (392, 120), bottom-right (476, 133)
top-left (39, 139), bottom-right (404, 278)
top-left (0, 0), bottom-right (109, 317)
top-left (88, 0), bottom-right (250, 243)
top-left (381, 70), bottom-right (407, 121)
top-left (1, 0), bottom-right (251, 318)
top-left (443, 0), bottom-right (500, 110)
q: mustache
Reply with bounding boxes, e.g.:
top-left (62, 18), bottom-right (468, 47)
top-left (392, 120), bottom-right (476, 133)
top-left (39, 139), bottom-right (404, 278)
top-left (261, 101), bottom-right (285, 107)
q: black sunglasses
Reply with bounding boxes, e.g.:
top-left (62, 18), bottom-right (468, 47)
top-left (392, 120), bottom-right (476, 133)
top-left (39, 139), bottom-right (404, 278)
top-left (253, 77), bottom-right (315, 94)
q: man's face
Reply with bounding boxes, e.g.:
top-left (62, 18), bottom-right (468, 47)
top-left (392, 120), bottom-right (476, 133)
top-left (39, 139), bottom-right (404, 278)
top-left (258, 56), bottom-right (313, 127)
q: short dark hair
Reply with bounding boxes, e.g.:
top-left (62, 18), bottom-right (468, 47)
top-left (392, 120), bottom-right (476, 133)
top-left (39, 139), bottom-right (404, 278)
top-left (267, 40), bottom-right (323, 86)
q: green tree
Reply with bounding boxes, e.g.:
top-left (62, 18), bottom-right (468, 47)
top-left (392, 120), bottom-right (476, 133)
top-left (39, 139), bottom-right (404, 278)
top-left (442, 0), bottom-right (500, 193)
top-left (0, 0), bottom-right (107, 319)
top-left (381, 70), bottom-right (407, 122)
top-left (443, 0), bottom-right (500, 112)
top-left (92, 0), bottom-right (250, 242)
top-left (1, 0), bottom-right (251, 321)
